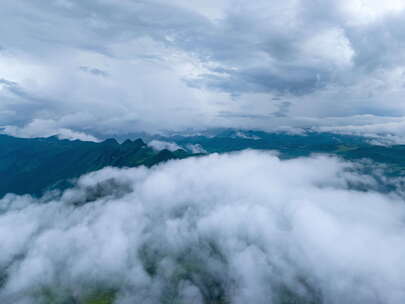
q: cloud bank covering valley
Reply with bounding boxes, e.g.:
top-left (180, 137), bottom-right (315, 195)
top-left (1, 151), bottom-right (405, 303)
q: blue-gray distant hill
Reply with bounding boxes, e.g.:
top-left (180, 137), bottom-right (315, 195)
top-left (146, 129), bottom-right (405, 188)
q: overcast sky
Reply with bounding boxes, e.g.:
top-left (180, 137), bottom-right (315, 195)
top-left (1, 0), bottom-right (405, 139)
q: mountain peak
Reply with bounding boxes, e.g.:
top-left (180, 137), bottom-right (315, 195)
top-left (102, 138), bottom-right (119, 145)
top-left (122, 138), bottom-right (146, 149)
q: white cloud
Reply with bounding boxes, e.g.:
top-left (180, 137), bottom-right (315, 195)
top-left (0, 151), bottom-right (405, 302)
top-left (148, 140), bottom-right (182, 152)
top-left (186, 144), bottom-right (208, 154)
top-left (300, 27), bottom-right (355, 68)
top-left (1, 119), bottom-right (100, 142)
top-left (317, 118), bottom-right (405, 145)
top-left (342, 0), bottom-right (405, 25)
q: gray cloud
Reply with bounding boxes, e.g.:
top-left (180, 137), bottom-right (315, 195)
top-left (1, 151), bottom-right (405, 303)
top-left (1, 0), bottom-right (405, 137)
top-left (79, 66), bottom-right (109, 77)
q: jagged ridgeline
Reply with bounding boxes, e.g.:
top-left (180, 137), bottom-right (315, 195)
top-left (2, 133), bottom-right (405, 303)
top-left (0, 135), bottom-right (189, 197)
top-left (3, 131), bottom-right (405, 197)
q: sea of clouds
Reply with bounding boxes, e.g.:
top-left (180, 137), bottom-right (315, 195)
top-left (1, 151), bottom-right (405, 303)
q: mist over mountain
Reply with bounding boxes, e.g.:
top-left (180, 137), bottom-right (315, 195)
top-left (0, 132), bottom-right (405, 303)
top-left (4, 130), bottom-right (405, 198)
top-left (2, 150), bottom-right (405, 303)
top-left (3, 0), bottom-right (405, 303)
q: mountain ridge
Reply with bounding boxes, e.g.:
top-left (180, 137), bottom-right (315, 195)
top-left (0, 134), bottom-right (190, 197)
top-left (2, 131), bottom-right (405, 198)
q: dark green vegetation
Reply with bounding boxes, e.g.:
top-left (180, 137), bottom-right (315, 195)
top-left (0, 135), bottom-right (189, 197)
top-left (39, 288), bottom-right (116, 304)
top-left (2, 130), bottom-right (405, 198)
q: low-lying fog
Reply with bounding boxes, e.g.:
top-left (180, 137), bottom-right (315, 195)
top-left (1, 151), bottom-right (405, 303)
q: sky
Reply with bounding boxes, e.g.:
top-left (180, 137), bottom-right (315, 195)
top-left (1, 0), bottom-right (405, 139)
top-left (2, 151), bottom-right (405, 303)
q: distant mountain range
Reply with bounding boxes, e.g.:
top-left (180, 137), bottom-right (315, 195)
top-left (153, 129), bottom-right (405, 170)
top-left (0, 135), bottom-right (189, 197)
top-left (2, 130), bottom-right (405, 197)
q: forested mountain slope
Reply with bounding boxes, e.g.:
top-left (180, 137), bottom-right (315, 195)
top-left (0, 135), bottom-right (188, 197)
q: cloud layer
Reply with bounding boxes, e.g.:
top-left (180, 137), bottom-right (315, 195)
top-left (1, 151), bottom-right (405, 303)
top-left (1, 0), bottom-right (405, 137)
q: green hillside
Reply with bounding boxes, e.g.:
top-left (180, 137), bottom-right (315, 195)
top-left (2, 131), bottom-right (405, 198)
top-left (0, 135), bottom-right (188, 197)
